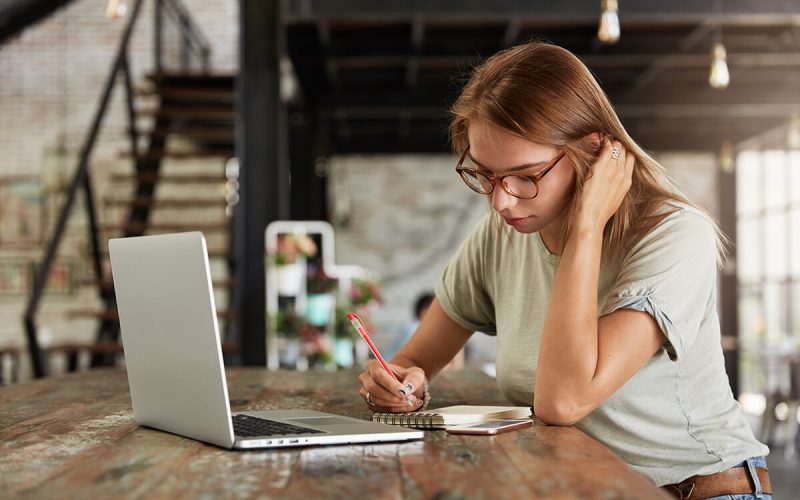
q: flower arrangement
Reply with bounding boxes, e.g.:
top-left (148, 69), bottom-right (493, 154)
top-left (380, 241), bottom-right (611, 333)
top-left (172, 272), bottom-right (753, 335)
top-left (334, 278), bottom-right (383, 340)
top-left (349, 278), bottom-right (384, 307)
top-left (306, 263), bottom-right (338, 295)
top-left (269, 234), bottom-right (317, 266)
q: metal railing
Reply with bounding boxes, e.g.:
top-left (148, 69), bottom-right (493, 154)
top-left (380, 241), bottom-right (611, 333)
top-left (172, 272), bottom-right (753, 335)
top-left (23, 0), bottom-right (212, 378)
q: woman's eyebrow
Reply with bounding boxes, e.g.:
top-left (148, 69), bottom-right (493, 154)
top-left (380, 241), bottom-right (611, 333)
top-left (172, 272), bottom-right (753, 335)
top-left (468, 153), bottom-right (548, 173)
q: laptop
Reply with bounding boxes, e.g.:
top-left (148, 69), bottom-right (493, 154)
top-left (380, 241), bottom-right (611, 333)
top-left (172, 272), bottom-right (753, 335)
top-left (108, 231), bottom-right (423, 449)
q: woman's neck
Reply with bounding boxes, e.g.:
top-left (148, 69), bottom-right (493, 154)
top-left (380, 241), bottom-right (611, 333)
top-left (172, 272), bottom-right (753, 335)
top-left (539, 214), bottom-right (566, 256)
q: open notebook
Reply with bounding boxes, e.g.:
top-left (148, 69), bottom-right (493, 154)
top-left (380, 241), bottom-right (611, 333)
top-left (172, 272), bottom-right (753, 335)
top-left (370, 405), bottom-right (532, 429)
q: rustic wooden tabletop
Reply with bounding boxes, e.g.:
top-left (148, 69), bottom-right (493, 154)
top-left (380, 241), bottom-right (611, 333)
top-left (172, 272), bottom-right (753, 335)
top-left (0, 368), bottom-right (668, 499)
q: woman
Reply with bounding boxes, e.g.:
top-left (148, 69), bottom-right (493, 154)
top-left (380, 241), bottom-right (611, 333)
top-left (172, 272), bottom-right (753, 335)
top-left (357, 42), bottom-right (770, 498)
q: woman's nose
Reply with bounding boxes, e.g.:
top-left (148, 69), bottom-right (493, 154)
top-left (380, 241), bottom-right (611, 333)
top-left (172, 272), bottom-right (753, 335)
top-left (491, 185), bottom-right (517, 212)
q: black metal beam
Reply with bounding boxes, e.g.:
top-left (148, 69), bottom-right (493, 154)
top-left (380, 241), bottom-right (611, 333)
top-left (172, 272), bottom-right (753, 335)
top-left (0, 0), bottom-right (74, 44)
top-left (234, 0), bottom-right (286, 366)
top-left (289, 110), bottom-right (327, 220)
top-left (284, 0), bottom-right (800, 23)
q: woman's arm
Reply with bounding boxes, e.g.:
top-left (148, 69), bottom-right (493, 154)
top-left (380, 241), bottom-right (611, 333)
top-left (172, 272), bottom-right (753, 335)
top-left (391, 297), bottom-right (474, 379)
top-left (534, 139), bottom-right (664, 426)
top-left (533, 227), bottom-right (664, 425)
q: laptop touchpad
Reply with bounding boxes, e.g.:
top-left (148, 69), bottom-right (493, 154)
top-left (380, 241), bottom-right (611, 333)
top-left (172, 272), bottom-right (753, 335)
top-left (289, 417), bottom-right (356, 426)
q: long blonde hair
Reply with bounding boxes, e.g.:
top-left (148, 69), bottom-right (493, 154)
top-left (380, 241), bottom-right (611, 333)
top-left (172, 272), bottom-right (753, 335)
top-left (449, 41), bottom-right (727, 267)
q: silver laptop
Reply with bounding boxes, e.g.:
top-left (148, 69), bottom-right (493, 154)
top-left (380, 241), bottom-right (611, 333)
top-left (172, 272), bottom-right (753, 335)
top-left (108, 231), bottom-right (423, 449)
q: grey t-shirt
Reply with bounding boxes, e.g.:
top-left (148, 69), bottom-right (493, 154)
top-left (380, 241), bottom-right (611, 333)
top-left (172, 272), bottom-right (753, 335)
top-left (435, 202), bottom-right (768, 486)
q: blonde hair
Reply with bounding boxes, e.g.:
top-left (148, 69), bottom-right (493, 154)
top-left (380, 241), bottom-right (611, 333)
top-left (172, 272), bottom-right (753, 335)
top-left (449, 41), bottom-right (727, 267)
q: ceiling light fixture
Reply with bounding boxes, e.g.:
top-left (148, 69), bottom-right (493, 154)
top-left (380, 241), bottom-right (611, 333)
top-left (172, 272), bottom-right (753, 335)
top-left (709, 39), bottom-right (730, 89)
top-left (106, 0), bottom-right (128, 20)
top-left (598, 0), bottom-right (620, 44)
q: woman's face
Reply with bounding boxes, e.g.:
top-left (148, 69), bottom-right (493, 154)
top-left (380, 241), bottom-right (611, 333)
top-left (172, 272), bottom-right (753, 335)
top-left (466, 120), bottom-right (577, 234)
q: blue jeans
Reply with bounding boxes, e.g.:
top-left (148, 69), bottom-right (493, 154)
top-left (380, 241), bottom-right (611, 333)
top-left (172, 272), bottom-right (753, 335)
top-left (704, 456), bottom-right (771, 500)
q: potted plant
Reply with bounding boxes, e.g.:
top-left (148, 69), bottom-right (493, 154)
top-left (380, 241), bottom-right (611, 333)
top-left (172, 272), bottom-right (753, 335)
top-left (268, 234), bottom-right (317, 296)
top-left (305, 264), bottom-right (337, 327)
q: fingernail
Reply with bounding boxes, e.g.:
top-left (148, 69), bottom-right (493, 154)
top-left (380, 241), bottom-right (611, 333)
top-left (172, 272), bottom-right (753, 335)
top-left (398, 388), bottom-right (407, 396)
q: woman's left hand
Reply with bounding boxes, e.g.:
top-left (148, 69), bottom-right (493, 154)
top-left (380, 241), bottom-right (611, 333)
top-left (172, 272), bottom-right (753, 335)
top-left (575, 138), bottom-right (634, 231)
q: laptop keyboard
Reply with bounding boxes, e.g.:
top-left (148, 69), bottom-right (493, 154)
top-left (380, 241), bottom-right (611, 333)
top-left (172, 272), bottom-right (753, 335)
top-left (232, 414), bottom-right (325, 437)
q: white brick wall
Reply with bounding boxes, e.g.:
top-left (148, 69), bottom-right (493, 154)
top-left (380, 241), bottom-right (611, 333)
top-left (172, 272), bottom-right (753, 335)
top-left (0, 0), bottom-right (238, 380)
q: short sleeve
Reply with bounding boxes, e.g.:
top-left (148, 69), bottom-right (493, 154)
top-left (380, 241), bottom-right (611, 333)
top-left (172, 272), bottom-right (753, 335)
top-left (435, 214), bottom-right (497, 334)
top-left (600, 207), bottom-right (719, 361)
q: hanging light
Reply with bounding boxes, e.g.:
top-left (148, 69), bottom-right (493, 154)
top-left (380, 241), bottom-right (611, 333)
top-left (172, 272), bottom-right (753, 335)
top-left (709, 21), bottom-right (730, 90)
top-left (719, 140), bottom-right (735, 173)
top-left (787, 114), bottom-right (800, 149)
top-left (709, 42), bottom-right (730, 89)
top-left (106, 0), bottom-right (128, 20)
top-left (598, 0), bottom-right (620, 44)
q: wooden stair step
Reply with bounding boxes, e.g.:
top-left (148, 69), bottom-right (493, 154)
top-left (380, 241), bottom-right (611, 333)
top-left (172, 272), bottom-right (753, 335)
top-left (100, 246), bottom-right (230, 259)
top-left (45, 340), bottom-right (238, 354)
top-left (149, 87), bottom-right (235, 101)
top-left (110, 172), bottom-right (228, 184)
top-left (105, 196), bottom-right (227, 209)
top-left (79, 277), bottom-right (235, 292)
top-left (65, 308), bottom-right (237, 321)
top-left (148, 126), bottom-right (234, 141)
top-left (149, 73), bottom-right (235, 86)
top-left (116, 148), bottom-right (234, 161)
top-left (141, 106), bottom-right (235, 120)
top-left (45, 342), bottom-right (124, 355)
top-left (103, 221), bottom-right (230, 233)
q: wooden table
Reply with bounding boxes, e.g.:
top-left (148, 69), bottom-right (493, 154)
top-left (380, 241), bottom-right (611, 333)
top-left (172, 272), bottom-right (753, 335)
top-left (1, 368), bottom-right (668, 499)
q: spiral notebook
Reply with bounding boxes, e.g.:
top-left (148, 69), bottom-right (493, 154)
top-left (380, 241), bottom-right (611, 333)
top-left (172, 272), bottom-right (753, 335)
top-left (370, 405), bottom-right (532, 429)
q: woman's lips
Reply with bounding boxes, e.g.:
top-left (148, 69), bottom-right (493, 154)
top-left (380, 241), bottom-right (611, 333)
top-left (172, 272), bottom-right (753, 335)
top-left (502, 216), bottom-right (532, 227)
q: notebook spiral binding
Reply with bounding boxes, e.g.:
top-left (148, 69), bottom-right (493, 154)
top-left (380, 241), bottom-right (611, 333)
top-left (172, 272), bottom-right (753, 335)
top-left (371, 412), bottom-right (444, 429)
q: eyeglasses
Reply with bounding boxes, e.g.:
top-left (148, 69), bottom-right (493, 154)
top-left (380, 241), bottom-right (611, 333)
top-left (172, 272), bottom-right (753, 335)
top-left (455, 146), bottom-right (566, 199)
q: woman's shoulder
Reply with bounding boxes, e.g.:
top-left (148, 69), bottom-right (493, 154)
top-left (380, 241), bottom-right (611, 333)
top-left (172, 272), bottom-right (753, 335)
top-left (648, 200), bottom-right (716, 240)
top-left (625, 200), bottom-right (719, 265)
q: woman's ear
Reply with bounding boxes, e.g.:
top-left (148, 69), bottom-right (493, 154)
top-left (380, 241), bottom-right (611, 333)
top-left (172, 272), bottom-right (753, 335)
top-left (587, 132), bottom-right (604, 147)
top-left (584, 132), bottom-right (605, 155)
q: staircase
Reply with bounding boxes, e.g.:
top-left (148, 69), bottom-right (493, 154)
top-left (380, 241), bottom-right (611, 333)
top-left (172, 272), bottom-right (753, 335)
top-left (52, 73), bottom-right (239, 371)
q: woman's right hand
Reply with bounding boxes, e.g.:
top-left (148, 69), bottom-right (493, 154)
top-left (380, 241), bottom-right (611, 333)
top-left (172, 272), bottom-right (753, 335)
top-left (358, 360), bottom-right (426, 413)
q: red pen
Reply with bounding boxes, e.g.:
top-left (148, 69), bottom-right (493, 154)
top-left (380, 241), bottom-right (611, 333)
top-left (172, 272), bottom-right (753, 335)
top-left (348, 312), bottom-right (413, 401)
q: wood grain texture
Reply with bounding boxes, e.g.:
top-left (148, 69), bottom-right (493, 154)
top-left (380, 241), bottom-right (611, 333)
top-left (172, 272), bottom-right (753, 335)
top-left (0, 368), bottom-right (669, 499)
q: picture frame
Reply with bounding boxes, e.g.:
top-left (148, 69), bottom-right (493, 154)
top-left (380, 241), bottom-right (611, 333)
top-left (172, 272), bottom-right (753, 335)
top-left (0, 260), bottom-right (33, 296)
top-left (31, 259), bottom-right (76, 296)
top-left (0, 176), bottom-right (44, 247)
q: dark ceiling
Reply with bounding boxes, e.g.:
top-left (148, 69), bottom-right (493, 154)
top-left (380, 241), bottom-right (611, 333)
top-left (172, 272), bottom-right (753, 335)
top-left (284, 0), bottom-right (800, 154)
top-left (0, 0), bottom-right (72, 42)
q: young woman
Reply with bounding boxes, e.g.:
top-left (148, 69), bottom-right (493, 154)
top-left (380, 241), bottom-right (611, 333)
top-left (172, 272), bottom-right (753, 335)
top-left (357, 42), bottom-right (770, 497)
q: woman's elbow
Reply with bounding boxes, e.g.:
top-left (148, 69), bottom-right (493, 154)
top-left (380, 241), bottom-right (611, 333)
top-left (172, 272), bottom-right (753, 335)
top-left (533, 397), bottom-right (586, 426)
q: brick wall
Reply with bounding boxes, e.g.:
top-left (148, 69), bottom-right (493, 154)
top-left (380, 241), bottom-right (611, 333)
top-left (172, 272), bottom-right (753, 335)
top-left (0, 0), bottom-right (238, 380)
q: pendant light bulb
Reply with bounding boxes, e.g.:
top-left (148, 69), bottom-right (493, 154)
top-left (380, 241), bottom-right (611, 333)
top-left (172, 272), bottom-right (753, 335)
top-left (106, 0), bottom-right (128, 20)
top-left (709, 42), bottom-right (730, 89)
top-left (598, 0), bottom-right (620, 44)
top-left (788, 114), bottom-right (800, 149)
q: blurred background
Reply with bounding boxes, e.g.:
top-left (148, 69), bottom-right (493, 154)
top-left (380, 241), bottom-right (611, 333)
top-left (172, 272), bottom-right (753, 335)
top-left (0, 0), bottom-right (798, 492)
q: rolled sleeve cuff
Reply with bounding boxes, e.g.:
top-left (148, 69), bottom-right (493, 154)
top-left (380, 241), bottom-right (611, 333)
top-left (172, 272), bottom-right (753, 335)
top-left (601, 292), bottom-right (681, 361)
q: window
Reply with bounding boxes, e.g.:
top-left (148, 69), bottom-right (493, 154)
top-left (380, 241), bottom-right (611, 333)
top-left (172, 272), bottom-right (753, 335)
top-left (736, 149), bottom-right (799, 394)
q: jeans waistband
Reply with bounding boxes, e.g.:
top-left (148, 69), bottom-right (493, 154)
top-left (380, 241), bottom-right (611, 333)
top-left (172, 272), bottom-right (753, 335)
top-left (733, 456), bottom-right (767, 468)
